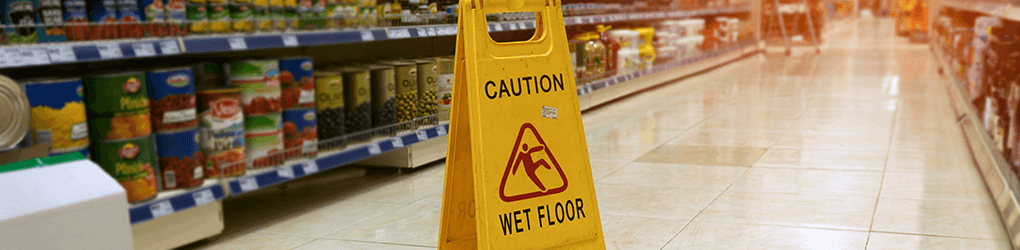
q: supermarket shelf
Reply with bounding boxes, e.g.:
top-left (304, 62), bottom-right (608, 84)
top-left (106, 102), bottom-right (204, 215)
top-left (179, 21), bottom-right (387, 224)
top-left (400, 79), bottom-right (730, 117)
top-left (128, 179), bottom-right (226, 225)
top-left (931, 44), bottom-right (1020, 248)
top-left (940, 0), bottom-right (1020, 22)
top-left (576, 40), bottom-right (758, 101)
top-left (225, 123), bottom-right (449, 196)
top-left (0, 6), bottom-right (750, 69)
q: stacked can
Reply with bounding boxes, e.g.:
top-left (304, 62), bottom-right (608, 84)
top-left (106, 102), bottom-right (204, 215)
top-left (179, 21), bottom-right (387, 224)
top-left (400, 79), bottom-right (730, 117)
top-left (196, 86), bottom-right (245, 177)
top-left (194, 61), bottom-right (225, 87)
top-left (164, 0), bottom-right (186, 35)
top-left (314, 70), bottom-right (344, 149)
top-left (436, 56), bottom-right (454, 114)
top-left (140, 0), bottom-right (166, 37)
top-left (279, 57), bottom-right (317, 160)
top-left (414, 59), bottom-right (438, 124)
top-left (382, 60), bottom-right (416, 124)
top-left (206, 0), bottom-right (229, 33)
top-left (230, 0), bottom-right (253, 31)
top-left (252, 0), bottom-right (270, 30)
top-left (341, 66), bottom-right (372, 142)
top-left (147, 67), bottom-right (205, 191)
top-left (37, 0), bottom-right (67, 42)
top-left (281, 0), bottom-right (296, 29)
top-left (116, 0), bottom-right (143, 38)
top-left (368, 64), bottom-right (396, 136)
top-left (88, 0), bottom-right (119, 39)
top-left (4, 0), bottom-right (40, 44)
top-left (185, 0), bottom-right (207, 33)
top-left (227, 59), bottom-right (283, 168)
top-left (84, 72), bottom-right (157, 203)
top-left (64, 0), bottom-right (89, 41)
top-left (269, 0), bottom-right (284, 30)
top-left (0, 76), bottom-right (30, 152)
top-left (21, 78), bottom-right (91, 157)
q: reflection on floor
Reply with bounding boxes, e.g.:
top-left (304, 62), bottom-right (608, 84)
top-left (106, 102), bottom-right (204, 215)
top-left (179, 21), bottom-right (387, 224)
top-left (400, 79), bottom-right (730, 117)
top-left (179, 18), bottom-right (1013, 250)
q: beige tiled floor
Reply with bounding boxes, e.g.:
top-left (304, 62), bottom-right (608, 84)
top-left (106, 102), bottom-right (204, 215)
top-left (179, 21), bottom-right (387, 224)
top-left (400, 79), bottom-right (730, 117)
top-left (178, 18), bottom-right (1013, 249)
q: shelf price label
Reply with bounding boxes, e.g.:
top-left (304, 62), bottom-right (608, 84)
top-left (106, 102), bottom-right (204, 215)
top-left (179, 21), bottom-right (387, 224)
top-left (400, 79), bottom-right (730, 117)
top-left (416, 27), bottom-right (429, 37)
top-left (416, 130), bottom-right (428, 141)
top-left (282, 35), bottom-right (299, 47)
top-left (427, 27), bottom-right (437, 36)
top-left (368, 143), bottom-right (382, 155)
top-left (391, 137), bottom-right (404, 148)
top-left (301, 161), bottom-right (319, 175)
top-left (159, 40), bottom-right (180, 55)
top-left (508, 22), bottom-right (518, 30)
top-left (192, 189), bottom-right (216, 206)
top-left (493, 24), bottom-right (503, 31)
top-left (2, 48), bottom-right (50, 66)
top-left (387, 28), bottom-right (411, 39)
top-left (228, 37), bottom-right (248, 50)
top-left (238, 177), bottom-right (258, 192)
top-left (149, 200), bottom-right (174, 219)
top-left (361, 30), bottom-right (375, 41)
top-left (132, 43), bottom-right (156, 57)
top-left (436, 126), bottom-right (447, 135)
top-left (277, 166), bottom-right (295, 179)
top-left (97, 43), bottom-right (123, 59)
top-left (47, 46), bottom-right (76, 63)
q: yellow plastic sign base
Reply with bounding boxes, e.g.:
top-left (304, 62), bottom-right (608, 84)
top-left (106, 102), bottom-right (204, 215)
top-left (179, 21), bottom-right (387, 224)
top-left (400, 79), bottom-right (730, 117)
top-left (438, 0), bottom-right (606, 249)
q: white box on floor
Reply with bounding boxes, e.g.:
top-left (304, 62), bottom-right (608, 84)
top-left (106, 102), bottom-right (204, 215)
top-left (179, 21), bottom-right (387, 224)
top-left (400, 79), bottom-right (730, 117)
top-left (0, 159), bottom-right (133, 250)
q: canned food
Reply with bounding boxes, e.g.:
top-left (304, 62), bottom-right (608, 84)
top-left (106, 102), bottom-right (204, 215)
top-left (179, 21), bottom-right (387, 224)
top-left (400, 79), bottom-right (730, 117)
top-left (283, 7), bottom-right (297, 29)
top-left (165, 0), bottom-right (187, 35)
top-left (341, 67), bottom-right (371, 141)
top-left (282, 107), bottom-right (316, 159)
top-left (381, 60), bottom-right (416, 122)
top-left (194, 62), bottom-right (224, 87)
top-left (64, 0), bottom-right (89, 41)
top-left (414, 59), bottom-right (438, 119)
top-left (244, 111), bottom-right (282, 131)
top-left (185, 2), bottom-right (208, 33)
top-left (230, 3), bottom-right (253, 31)
top-left (197, 86), bottom-right (245, 177)
top-left (21, 78), bottom-right (89, 153)
top-left (253, 6), bottom-right (271, 30)
top-left (140, 0), bottom-right (167, 37)
top-left (93, 135), bottom-right (158, 203)
top-left (83, 71), bottom-right (149, 116)
top-left (36, 0), bottom-right (67, 42)
top-left (4, 0), bottom-right (40, 44)
top-left (227, 59), bottom-right (282, 115)
top-left (89, 114), bottom-right (152, 140)
top-left (269, 7), bottom-right (285, 29)
top-left (314, 71), bottom-right (344, 146)
top-left (117, 5), bottom-right (144, 38)
top-left (155, 128), bottom-right (204, 190)
top-left (245, 123), bottom-right (282, 168)
top-left (0, 75), bottom-right (30, 150)
top-left (207, 3), bottom-right (230, 33)
top-left (368, 65), bottom-right (396, 134)
top-left (147, 67), bottom-right (197, 132)
top-left (279, 57), bottom-right (315, 109)
top-left (436, 56), bottom-right (454, 113)
top-left (89, 0), bottom-right (119, 39)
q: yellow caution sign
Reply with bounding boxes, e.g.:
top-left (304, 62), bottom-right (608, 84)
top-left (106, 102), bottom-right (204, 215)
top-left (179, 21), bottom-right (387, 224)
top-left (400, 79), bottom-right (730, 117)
top-left (438, 0), bottom-right (605, 249)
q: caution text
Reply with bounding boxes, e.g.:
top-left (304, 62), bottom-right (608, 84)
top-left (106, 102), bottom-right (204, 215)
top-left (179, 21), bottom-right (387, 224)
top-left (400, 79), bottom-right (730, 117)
top-left (485, 73), bottom-right (567, 99)
top-left (498, 198), bottom-right (587, 236)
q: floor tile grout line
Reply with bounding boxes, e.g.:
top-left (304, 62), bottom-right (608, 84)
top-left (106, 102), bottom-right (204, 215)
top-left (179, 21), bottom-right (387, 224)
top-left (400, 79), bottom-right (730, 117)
top-left (864, 88), bottom-right (903, 250)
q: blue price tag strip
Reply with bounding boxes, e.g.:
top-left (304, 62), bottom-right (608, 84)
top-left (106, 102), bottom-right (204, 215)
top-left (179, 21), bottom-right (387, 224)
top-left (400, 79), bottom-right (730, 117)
top-left (128, 183), bottom-right (226, 224)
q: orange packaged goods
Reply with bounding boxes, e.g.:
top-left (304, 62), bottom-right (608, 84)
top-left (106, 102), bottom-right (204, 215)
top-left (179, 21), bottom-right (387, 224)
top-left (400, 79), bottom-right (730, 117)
top-left (84, 72), bottom-right (153, 141)
top-left (93, 135), bottom-right (159, 203)
top-left (197, 86), bottom-right (246, 177)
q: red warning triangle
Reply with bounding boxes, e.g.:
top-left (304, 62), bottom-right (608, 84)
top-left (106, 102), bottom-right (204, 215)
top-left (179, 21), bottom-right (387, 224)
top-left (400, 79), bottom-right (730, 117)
top-left (499, 123), bottom-right (569, 202)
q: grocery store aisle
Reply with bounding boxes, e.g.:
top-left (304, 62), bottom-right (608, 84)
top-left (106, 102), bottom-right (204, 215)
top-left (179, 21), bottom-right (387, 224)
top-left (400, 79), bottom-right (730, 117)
top-left (180, 18), bottom-right (1011, 250)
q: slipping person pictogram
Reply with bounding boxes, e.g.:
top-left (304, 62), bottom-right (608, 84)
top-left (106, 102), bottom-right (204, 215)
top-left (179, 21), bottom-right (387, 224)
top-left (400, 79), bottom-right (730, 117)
top-left (499, 123), bottom-right (569, 202)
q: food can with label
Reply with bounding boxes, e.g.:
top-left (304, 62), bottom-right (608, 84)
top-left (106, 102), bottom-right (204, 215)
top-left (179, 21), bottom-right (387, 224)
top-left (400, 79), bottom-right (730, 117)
top-left (379, 60), bottom-right (415, 122)
top-left (436, 56), bottom-right (454, 113)
top-left (88, 0), bottom-right (119, 39)
top-left (21, 77), bottom-right (90, 153)
top-left (0, 75), bottom-right (30, 151)
top-left (193, 61), bottom-right (224, 87)
top-left (244, 112), bottom-right (282, 168)
top-left (117, 4), bottom-right (144, 38)
top-left (185, 2), bottom-right (207, 33)
top-left (229, 2), bottom-right (253, 31)
top-left (227, 59), bottom-right (282, 116)
top-left (4, 0), bottom-right (40, 44)
top-left (164, 0), bottom-right (186, 35)
top-left (64, 0), bottom-right (89, 41)
top-left (207, 3), bottom-right (230, 33)
top-left (93, 135), bottom-right (158, 203)
top-left (253, 6), bottom-right (271, 30)
top-left (84, 72), bottom-right (153, 141)
top-left (282, 107), bottom-right (316, 159)
top-left (279, 57), bottom-right (315, 109)
top-left (314, 71), bottom-right (344, 147)
top-left (140, 0), bottom-right (166, 37)
top-left (414, 59), bottom-right (438, 120)
top-left (147, 67), bottom-right (198, 132)
top-left (35, 0), bottom-right (67, 42)
top-left (196, 86), bottom-right (245, 177)
top-left (154, 127), bottom-right (204, 190)
top-left (368, 64), bottom-right (396, 135)
top-left (341, 66), bottom-right (371, 141)
top-left (269, 7), bottom-right (285, 29)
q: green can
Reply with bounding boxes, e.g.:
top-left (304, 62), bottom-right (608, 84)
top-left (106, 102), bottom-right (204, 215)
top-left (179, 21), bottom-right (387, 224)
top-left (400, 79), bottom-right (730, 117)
top-left (341, 67), bottom-right (371, 139)
top-left (208, 3), bottom-right (231, 33)
top-left (226, 59), bottom-right (282, 116)
top-left (414, 59), bottom-right (438, 118)
top-left (244, 112), bottom-right (282, 132)
top-left (83, 72), bottom-right (150, 116)
top-left (269, 7), bottom-right (285, 30)
top-left (253, 6), bottom-right (272, 30)
top-left (93, 135), bottom-right (158, 203)
top-left (283, 7), bottom-right (298, 29)
top-left (186, 3), bottom-right (209, 33)
top-left (230, 3), bottom-right (253, 31)
top-left (368, 65), bottom-right (396, 130)
top-left (381, 60), bottom-right (417, 122)
top-left (245, 127), bottom-right (283, 168)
